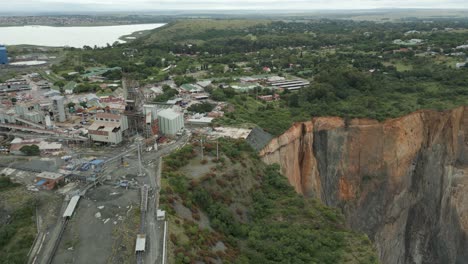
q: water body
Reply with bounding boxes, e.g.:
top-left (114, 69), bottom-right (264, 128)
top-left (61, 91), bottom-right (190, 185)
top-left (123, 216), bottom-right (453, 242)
top-left (0, 23), bottom-right (165, 48)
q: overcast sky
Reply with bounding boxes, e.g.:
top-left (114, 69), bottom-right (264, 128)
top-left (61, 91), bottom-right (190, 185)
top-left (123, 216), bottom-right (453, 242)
top-left (2, 0), bottom-right (467, 12)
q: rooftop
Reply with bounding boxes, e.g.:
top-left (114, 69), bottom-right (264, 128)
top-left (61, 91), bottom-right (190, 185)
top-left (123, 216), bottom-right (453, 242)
top-left (157, 108), bottom-right (182, 120)
top-left (135, 234), bottom-right (146, 252)
top-left (37, 171), bottom-right (64, 180)
top-left (246, 127), bottom-right (273, 152)
top-left (95, 113), bottom-right (121, 120)
top-left (88, 121), bottom-right (121, 132)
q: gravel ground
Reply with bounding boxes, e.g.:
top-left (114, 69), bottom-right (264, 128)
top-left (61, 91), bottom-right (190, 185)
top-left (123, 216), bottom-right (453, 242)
top-left (52, 184), bottom-right (139, 264)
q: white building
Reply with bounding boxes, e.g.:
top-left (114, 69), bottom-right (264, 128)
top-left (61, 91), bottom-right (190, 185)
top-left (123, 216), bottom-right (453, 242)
top-left (157, 109), bottom-right (184, 136)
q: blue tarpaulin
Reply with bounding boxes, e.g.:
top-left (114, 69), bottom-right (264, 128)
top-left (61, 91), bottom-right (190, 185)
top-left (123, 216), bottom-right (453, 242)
top-left (89, 159), bottom-right (104, 165)
top-left (36, 179), bottom-right (47, 186)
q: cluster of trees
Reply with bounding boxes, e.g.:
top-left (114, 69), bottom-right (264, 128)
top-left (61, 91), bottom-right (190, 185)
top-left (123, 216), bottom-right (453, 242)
top-left (0, 187), bottom-right (36, 264)
top-left (173, 75), bottom-right (196, 86)
top-left (162, 140), bottom-right (377, 263)
top-left (19, 145), bottom-right (40, 156)
top-left (0, 176), bottom-right (19, 190)
top-left (187, 102), bottom-right (215, 113)
top-left (74, 83), bottom-right (100, 93)
top-left (153, 85), bottom-right (179, 102)
top-left (102, 69), bottom-right (122, 80)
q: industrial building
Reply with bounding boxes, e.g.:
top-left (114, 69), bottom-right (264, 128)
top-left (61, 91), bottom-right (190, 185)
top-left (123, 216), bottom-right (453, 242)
top-left (157, 108), bottom-right (184, 136)
top-left (9, 138), bottom-right (62, 155)
top-left (51, 96), bottom-right (66, 122)
top-left (268, 79), bottom-right (310, 90)
top-left (0, 45), bottom-right (8, 65)
top-left (35, 171), bottom-right (64, 190)
top-left (88, 113), bottom-right (129, 144)
top-left (0, 79), bottom-right (31, 93)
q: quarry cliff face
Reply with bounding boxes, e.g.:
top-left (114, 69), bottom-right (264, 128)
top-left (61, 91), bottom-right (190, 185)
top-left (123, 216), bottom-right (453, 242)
top-left (260, 107), bottom-right (468, 264)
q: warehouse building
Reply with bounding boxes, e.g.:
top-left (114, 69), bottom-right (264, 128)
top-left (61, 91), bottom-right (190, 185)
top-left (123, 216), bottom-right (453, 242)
top-left (157, 108), bottom-right (184, 136)
top-left (35, 171), bottom-right (64, 190)
top-left (0, 79), bottom-right (31, 93)
top-left (268, 79), bottom-right (310, 91)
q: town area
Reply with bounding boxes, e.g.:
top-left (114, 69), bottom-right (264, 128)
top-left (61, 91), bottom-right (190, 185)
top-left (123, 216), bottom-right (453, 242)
top-left (0, 44), bottom-right (271, 264)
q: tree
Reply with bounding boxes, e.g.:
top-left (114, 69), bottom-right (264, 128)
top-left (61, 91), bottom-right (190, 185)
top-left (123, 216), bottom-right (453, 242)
top-left (211, 89), bottom-right (226, 101)
top-left (288, 93), bottom-right (299, 107)
top-left (74, 65), bottom-right (85, 74)
top-left (20, 145), bottom-right (40, 156)
top-left (187, 102), bottom-right (215, 113)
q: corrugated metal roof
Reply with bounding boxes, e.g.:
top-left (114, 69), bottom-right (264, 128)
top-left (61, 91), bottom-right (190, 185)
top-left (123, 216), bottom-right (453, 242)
top-left (246, 127), bottom-right (273, 152)
top-left (135, 234), bottom-right (146, 252)
top-left (63, 195), bottom-right (80, 218)
top-left (157, 108), bottom-right (182, 120)
top-left (37, 171), bottom-right (63, 180)
top-left (88, 121), bottom-right (120, 132)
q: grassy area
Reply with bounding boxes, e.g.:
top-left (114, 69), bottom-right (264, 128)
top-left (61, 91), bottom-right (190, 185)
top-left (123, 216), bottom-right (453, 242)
top-left (160, 140), bottom-right (378, 263)
top-left (38, 69), bottom-right (62, 83)
top-left (0, 177), bottom-right (37, 264)
top-left (382, 61), bottom-right (413, 72)
top-left (215, 96), bottom-right (309, 136)
top-left (143, 19), bottom-right (270, 45)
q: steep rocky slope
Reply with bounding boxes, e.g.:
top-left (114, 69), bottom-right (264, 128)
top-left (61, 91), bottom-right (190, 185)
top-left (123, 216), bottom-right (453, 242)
top-left (260, 106), bottom-right (468, 264)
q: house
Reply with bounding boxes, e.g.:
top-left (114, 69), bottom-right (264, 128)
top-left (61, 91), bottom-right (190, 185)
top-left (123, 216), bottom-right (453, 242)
top-left (44, 90), bottom-right (61, 97)
top-left (197, 80), bottom-right (212, 88)
top-left (64, 81), bottom-right (77, 94)
top-left (180, 83), bottom-right (204, 93)
top-left (231, 83), bottom-right (259, 91)
top-left (257, 94), bottom-right (280, 101)
top-left (85, 94), bottom-right (101, 107)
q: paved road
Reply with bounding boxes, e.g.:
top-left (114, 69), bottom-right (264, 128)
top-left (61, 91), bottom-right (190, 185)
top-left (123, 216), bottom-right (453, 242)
top-left (144, 134), bottom-right (189, 264)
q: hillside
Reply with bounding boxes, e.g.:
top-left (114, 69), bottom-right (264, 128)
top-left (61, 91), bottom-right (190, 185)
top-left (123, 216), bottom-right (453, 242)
top-left (140, 19), bottom-right (270, 45)
top-left (0, 177), bottom-right (36, 264)
top-left (160, 139), bottom-right (378, 263)
top-left (260, 107), bottom-right (468, 263)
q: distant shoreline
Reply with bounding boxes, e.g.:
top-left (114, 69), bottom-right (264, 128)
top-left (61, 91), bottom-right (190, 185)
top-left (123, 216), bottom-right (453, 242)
top-left (0, 22), bottom-right (164, 28)
top-left (0, 23), bottom-right (166, 48)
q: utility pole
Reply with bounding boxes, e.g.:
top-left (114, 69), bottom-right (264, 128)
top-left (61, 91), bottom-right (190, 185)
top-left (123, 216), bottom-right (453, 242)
top-left (200, 137), bottom-right (204, 160)
top-left (216, 139), bottom-right (219, 160)
top-left (136, 137), bottom-right (144, 176)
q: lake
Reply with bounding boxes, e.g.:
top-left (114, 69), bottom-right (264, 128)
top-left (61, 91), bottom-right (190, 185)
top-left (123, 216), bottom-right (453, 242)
top-left (0, 23), bottom-right (165, 48)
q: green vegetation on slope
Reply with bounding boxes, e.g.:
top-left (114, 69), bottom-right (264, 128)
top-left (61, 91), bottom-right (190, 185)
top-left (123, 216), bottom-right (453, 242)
top-left (0, 177), bottom-right (36, 264)
top-left (141, 19), bottom-right (270, 45)
top-left (160, 140), bottom-right (378, 263)
top-left (215, 95), bottom-right (309, 136)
